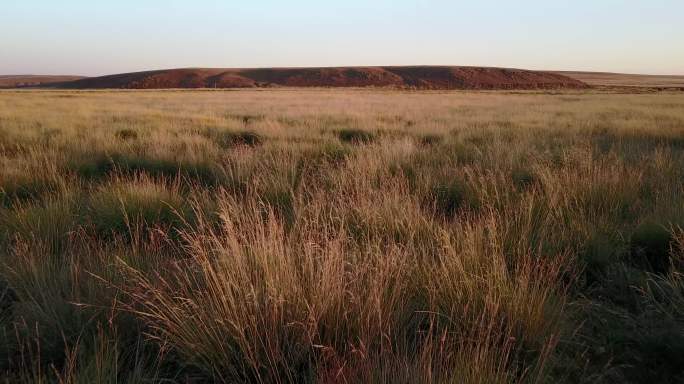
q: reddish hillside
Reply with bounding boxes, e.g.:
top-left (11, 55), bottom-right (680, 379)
top-left (554, 71), bottom-right (684, 88)
top-left (58, 67), bottom-right (588, 90)
top-left (0, 75), bottom-right (85, 89)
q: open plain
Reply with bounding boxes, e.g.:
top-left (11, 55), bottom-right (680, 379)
top-left (0, 89), bottom-right (683, 383)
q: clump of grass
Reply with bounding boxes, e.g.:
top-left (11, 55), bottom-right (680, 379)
top-left (260, 188), bottom-right (295, 228)
top-left (388, 160), bottom-right (419, 191)
top-left (70, 152), bottom-right (117, 180)
top-left (337, 129), bottom-right (376, 144)
top-left (114, 155), bottom-right (220, 186)
top-left (86, 177), bottom-right (190, 238)
top-left (114, 128), bottom-right (138, 141)
top-left (444, 142), bottom-right (480, 165)
top-left (629, 223), bottom-right (675, 275)
top-left (118, 203), bottom-right (316, 382)
top-left (512, 167), bottom-right (536, 189)
top-left (0, 175), bottom-right (61, 207)
top-left (227, 113), bottom-right (265, 125)
top-left (302, 142), bottom-right (351, 166)
top-left (580, 232), bottom-right (622, 285)
top-left (426, 179), bottom-right (478, 219)
top-left (213, 130), bottom-right (263, 148)
top-left (70, 152), bottom-right (222, 186)
top-left (0, 197), bottom-right (78, 252)
top-left (418, 134), bottom-right (443, 146)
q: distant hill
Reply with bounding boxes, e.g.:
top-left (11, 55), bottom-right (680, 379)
top-left (554, 71), bottom-right (684, 88)
top-left (8, 69), bottom-right (684, 90)
top-left (0, 75), bottom-right (86, 89)
top-left (53, 66), bottom-right (588, 90)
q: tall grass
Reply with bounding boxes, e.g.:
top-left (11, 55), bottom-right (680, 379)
top-left (0, 89), bottom-right (683, 383)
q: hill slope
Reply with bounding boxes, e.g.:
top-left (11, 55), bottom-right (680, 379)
top-left (556, 71), bottom-right (684, 88)
top-left (58, 67), bottom-right (588, 90)
top-left (0, 75), bottom-right (85, 89)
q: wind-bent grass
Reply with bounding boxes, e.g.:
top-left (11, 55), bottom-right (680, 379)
top-left (0, 89), bottom-right (683, 383)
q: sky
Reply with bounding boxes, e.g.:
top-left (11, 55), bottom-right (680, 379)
top-left (1, 0), bottom-right (683, 76)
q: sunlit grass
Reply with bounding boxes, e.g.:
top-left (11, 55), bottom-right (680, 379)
top-left (0, 89), bottom-right (682, 383)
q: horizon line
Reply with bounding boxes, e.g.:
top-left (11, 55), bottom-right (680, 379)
top-left (3, 65), bottom-right (684, 78)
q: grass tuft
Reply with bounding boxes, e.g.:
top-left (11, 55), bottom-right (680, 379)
top-left (210, 129), bottom-right (263, 148)
top-left (71, 152), bottom-right (222, 186)
top-left (86, 177), bottom-right (190, 238)
top-left (418, 134), bottom-right (443, 146)
top-left (337, 129), bottom-right (376, 144)
top-left (114, 128), bottom-right (139, 140)
top-left (630, 223), bottom-right (675, 275)
top-left (426, 179), bottom-right (478, 219)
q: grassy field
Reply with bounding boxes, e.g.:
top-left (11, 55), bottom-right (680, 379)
top-left (0, 89), bottom-right (683, 383)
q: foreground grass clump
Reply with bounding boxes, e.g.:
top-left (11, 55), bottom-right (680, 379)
top-left (0, 89), bottom-right (683, 383)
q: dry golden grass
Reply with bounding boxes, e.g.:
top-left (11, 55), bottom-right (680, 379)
top-left (0, 89), bottom-right (683, 383)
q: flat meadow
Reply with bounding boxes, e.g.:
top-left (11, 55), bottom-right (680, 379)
top-left (0, 89), bottom-right (683, 383)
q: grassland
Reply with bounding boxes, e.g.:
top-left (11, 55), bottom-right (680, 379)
top-left (0, 89), bottom-right (683, 383)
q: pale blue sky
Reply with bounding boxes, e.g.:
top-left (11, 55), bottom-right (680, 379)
top-left (2, 0), bottom-right (682, 76)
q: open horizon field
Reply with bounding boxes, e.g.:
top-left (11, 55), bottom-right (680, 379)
top-left (0, 88), bottom-right (683, 383)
